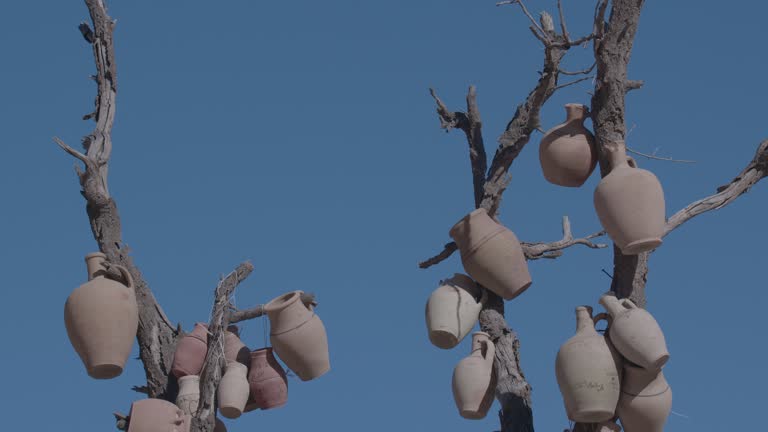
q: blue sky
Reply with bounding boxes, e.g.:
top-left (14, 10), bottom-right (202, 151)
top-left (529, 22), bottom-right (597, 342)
top-left (1, 1), bottom-right (766, 430)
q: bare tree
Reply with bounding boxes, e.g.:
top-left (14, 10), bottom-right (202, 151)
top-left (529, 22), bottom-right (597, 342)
top-left (420, 1), bottom-right (768, 431)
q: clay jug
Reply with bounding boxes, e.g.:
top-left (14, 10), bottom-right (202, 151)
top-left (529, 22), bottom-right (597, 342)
top-left (425, 274), bottom-right (486, 349)
top-left (224, 325), bottom-right (250, 366)
top-left (248, 348), bottom-right (288, 409)
top-left (265, 291), bottom-right (330, 381)
top-left (452, 331), bottom-right (497, 419)
top-left (214, 418), bottom-right (227, 432)
top-left (539, 104), bottom-right (597, 187)
top-left (594, 145), bottom-right (665, 255)
top-left (617, 365), bottom-right (672, 432)
top-left (64, 252), bottom-right (139, 379)
top-left (449, 208), bottom-right (532, 300)
top-left (599, 294), bottom-right (669, 370)
top-left (175, 375), bottom-right (200, 416)
top-left (218, 361), bottom-right (250, 419)
top-left (555, 306), bottom-right (621, 423)
top-left (171, 323), bottom-right (209, 378)
top-left (127, 399), bottom-right (190, 432)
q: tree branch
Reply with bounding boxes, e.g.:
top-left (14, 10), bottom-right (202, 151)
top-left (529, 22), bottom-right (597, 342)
top-left (521, 216), bottom-right (607, 260)
top-left (228, 292), bottom-right (318, 324)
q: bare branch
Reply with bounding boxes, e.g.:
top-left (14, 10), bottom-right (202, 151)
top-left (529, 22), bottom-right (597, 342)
top-left (626, 146), bottom-right (696, 164)
top-left (560, 62), bottom-right (596, 76)
top-left (418, 242), bottom-right (458, 269)
top-left (229, 292), bottom-right (318, 324)
top-left (522, 216), bottom-right (607, 260)
top-left (557, 0), bottom-right (569, 41)
top-left (53, 136), bottom-right (89, 163)
top-left (497, 1), bottom-right (549, 44)
top-left (625, 79), bottom-right (644, 92)
top-left (553, 75), bottom-right (594, 91)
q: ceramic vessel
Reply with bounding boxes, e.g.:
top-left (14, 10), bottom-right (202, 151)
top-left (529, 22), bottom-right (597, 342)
top-left (597, 420), bottom-right (622, 431)
top-left (539, 104), bottom-right (597, 187)
top-left (599, 294), bottom-right (669, 370)
top-left (555, 306), bottom-right (621, 423)
top-left (175, 375), bottom-right (200, 416)
top-left (426, 274), bottom-right (485, 349)
top-left (617, 365), bottom-right (672, 432)
top-left (248, 348), bottom-right (288, 409)
top-left (594, 144), bottom-right (665, 254)
top-left (218, 362), bottom-right (250, 419)
top-left (127, 399), bottom-right (190, 432)
top-left (265, 291), bottom-right (330, 381)
top-left (452, 332), bottom-right (497, 419)
top-left (214, 418), bottom-right (227, 432)
top-left (64, 252), bottom-right (139, 379)
top-left (449, 208), bottom-right (532, 300)
top-left (171, 323), bottom-right (209, 378)
top-left (224, 326), bottom-right (250, 366)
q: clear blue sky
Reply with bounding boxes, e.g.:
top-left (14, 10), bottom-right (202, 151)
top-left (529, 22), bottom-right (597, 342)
top-left (1, 1), bottom-right (766, 431)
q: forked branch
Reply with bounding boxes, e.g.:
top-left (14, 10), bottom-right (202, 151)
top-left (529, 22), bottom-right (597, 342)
top-left (522, 217), bottom-right (607, 260)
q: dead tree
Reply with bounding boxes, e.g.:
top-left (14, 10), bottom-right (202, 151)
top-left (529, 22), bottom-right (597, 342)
top-left (419, 1), bottom-right (768, 431)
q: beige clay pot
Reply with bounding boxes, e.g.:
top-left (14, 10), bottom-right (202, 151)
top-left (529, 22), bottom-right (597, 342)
top-left (265, 291), bottom-right (330, 381)
top-left (425, 274), bottom-right (485, 349)
top-left (555, 306), bottom-right (622, 423)
top-left (539, 104), bottom-right (597, 187)
top-left (449, 208), bottom-right (531, 300)
top-left (218, 362), bottom-right (250, 419)
top-left (452, 331), bottom-right (496, 419)
top-left (594, 145), bottom-right (665, 255)
top-left (64, 252), bottom-right (139, 379)
top-left (175, 375), bottom-right (200, 416)
top-left (617, 365), bottom-right (672, 432)
top-left (599, 294), bottom-right (669, 371)
top-left (127, 399), bottom-right (190, 432)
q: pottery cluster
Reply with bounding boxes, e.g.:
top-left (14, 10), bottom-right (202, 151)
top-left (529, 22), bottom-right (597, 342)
top-left (555, 294), bottom-right (671, 431)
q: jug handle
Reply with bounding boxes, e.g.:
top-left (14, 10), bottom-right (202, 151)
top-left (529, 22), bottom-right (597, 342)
top-left (593, 312), bottom-right (611, 332)
top-left (481, 339), bottom-right (496, 369)
top-left (112, 264), bottom-right (135, 290)
top-left (619, 298), bottom-right (638, 310)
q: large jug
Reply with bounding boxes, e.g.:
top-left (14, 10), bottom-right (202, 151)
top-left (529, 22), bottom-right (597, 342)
top-left (171, 323), bottom-right (209, 378)
top-left (248, 348), bottom-right (288, 410)
top-left (425, 274), bottom-right (485, 349)
top-left (539, 103), bottom-right (597, 187)
top-left (599, 294), bottom-right (669, 370)
top-left (617, 365), bottom-right (672, 432)
top-left (218, 361), bottom-right (249, 419)
top-left (452, 332), bottom-right (496, 419)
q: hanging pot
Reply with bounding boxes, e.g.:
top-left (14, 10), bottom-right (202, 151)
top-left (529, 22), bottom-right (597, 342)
top-left (449, 208), bottom-right (532, 300)
top-left (171, 323), bottom-right (208, 378)
top-left (599, 294), bottom-right (669, 370)
top-left (248, 348), bottom-right (288, 410)
top-left (127, 399), bottom-right (190, 432)
top-left (539, 103), bottom-right (597, 187)
top-left (214, 418), bottom-right (227, 432)
top-left (175, 375), bottom-right (200, 416)
top-left (425, 274), bottom-right (486, 349)
top-left (617, 365), bottom-right (672, 432)
top-left (265, 291), bottom-right (330, 381)
top-left (218, 362), bottom-right (250, 419)
top-left (594, 144), bottom-right (665, 255)
top-left (452, 332), bottom-right (497, 419)
top-left (555, 306), bottom-right (622, 423)
top-left (64, 252), bottom-right (139, 379)
top-left (224, 325), bottom-right (250, 366)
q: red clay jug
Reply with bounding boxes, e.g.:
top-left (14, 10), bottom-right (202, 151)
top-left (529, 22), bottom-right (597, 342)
top-left (599, 294), bottom-right (669, 370)
top-left (539, 104), bottom-right (597, 187)
top-left (617, 365), bottom-right (672, 432)
top-left (449, 208), bottom-right (532, 300)
top-left (555, 306), bottom-right (622, 423)
top-left (594, 144), bottom-right (665, 255)
top-left (224, 325), bottom-right (250, 366)
top-left (218, 361), bottom-right (249, 419)
top-left (248, 348), bottom-right (288, 410)
top-left (171, 323), bottom-right (209, 378)
top-left (127, 398), bottom-right (190, 432)
top-left (64, 252), bottom-right (139, 379)
top-left (452, 331), bottom-right (497, 419)
top-left (265, 291), bottom-right (330, 381)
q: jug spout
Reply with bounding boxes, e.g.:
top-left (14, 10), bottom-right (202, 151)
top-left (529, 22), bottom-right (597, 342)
top-left (599, 293), bottom-right (624, 317)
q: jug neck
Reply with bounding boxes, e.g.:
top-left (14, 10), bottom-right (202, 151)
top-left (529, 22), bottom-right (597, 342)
top-left (575, 306), bottom-right (597, 334)
top-left (563, 103), bottom-right (588, 124)
top-left (599, 293), bottom-right (623, 316)
top-left (85, 252), bottom-right (107, 280)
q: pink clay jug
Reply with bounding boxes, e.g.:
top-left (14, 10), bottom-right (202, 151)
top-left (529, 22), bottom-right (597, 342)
top-left (539, 104), bottom-right (597, 187)
top-left (617, 365), bottom-right (672, 432)
top-left (127, 399), bottom-right (190, 432)
top-left (555, 306), bottom-right (621, 423)
top-left (171, 323), bottom-right (209, 378)
top-left (452, 331), bottom-right (496, 419)
top-left (449, 208), bottom-right (531, 300)
top-left (599, 294), bottom-right (669, 370)
top-left (224, 325), bottom-right (250, 366)
top-left (425, 274), bottom-right (485, 349)
top-left (218, 361), bottom-right (250, 419)
top-left (64, 252), bottom-right (139, 379)
top-left (594, 144), bottom-right (665, 255)
top-left (265, 291), bottom-right (330, 381)
top-left (248, 348), bottom-right (288, 409)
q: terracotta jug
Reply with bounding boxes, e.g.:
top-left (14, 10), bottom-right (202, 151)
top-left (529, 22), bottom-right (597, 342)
top-left (218, 361), bottom-right (250, 419)
top-left (452, 331), bottom-right (497, 419)
top-left (175, 375), bottom-right (200, 416)
top-left (171, 323), bottom-right (209, 378)
top-left (425, 274), bottom-right (486, 349)
top-left (265, 291), bottom-right (330, 381)
top-left (127, 399), bottom-right (190, 432)
top-left (556, 306), bottom-right (621, 423)
top-left (224, 325), bottom-right (250, 366)
top-left (594, 144), bottom-right (665, 255)
top-left (539, 103), bottom-right (597, 187)
top-left (248, 348), bottom-right (288, 409)
top-left (449, 208), bottom-right (532, 300)
top-left (599, 294), bottom-right (669, 370)
top-left (617, 365), bottom-right (672, 432)
top-left (64, 252), bottom-right (139, 379)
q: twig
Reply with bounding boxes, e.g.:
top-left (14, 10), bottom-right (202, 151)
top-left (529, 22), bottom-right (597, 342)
top-left (560, 62), bottom-right (596, 76)
top-left (53, 136), bottom-right (89, 163)
top-left (418, 242), bottom-right (458, 269)
top-left (521, 216), bottom-right (607, 260)
top-left (626, 147), bottom-right (696, 164)
top-left (553, 75), bottom-right (594, 91)
top-left (497, 0), bottom-right (549, 43)
top-left (557, 0), bottom-right (569, 41)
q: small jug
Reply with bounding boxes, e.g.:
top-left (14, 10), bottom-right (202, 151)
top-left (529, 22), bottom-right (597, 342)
top-left (451, 332), bottom-right (496, 419)
top-left (425, 274), bottom-right (486, 349)
top-left (599, 294), bottom-right (669, 370)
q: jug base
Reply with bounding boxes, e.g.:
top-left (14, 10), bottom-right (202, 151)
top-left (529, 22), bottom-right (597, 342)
top-left (621, 238), bottom-right (662, 255)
